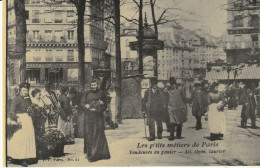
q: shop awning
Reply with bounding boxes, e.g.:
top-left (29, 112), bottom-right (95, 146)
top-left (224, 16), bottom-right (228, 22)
top-left (205, 65), bottom-right (260, 80)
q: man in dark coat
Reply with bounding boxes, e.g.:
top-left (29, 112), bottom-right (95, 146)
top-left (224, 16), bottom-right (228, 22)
top-left (142, 78), bottom-right (168, 141)
top-left (81, 80), bottom-right (110, 162)
top-left (191, 79), bottom-right (209, 130)
top-left (57, 86), bottom-right (74, 144)
top-left (240, 88), bottom-right (257, 129)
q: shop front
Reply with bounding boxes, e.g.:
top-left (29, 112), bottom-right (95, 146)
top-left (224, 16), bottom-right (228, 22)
top-left (26, 62), bottom-right (92, 87)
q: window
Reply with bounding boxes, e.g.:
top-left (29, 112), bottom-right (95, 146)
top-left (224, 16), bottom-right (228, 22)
top-left (68, 30), bottom-right (74, 40)
top-left (45, 30), bottom-right (52, 41)
top-left (32, 10), bottom-right (40, 23)
top-left (54, 10), bottom-right (63, 23)
top-left (252, 34), bottom-right (259, 47)
top-left (67, 10), bottom-right (74, 17)
top-left (233, 0), bottom-right (242, 8)
top-left (250, 15), bottom-right (259, 27)
top-left (26, 69), bottom-right (40, 84)
top-left (125, 39), bottom-right (129, 47)
top-left (234, 15), bottom-right (243, 27)
top-left (25, 0), bottom-right (30, 4)
top-left (46, 50), bottom-right (53, 61)
top-left (32, 30), bottom-right (39, 40)
top-left (249, 0), bottom-right (259, 5)
top-left (31, 0), bottom-right (40, 3)
top-left (45, 10), bottom-right (52, 23)
top-left (33, 55), bottom-right (41, 62)
top-left (25, 10), bottom-right (29, 20)
top-left (55, 50), bottom-right (63, 62)
top-left (67, 50), bottom-right (74, 61)
top-left (126, 50), bottom-right (130, 58)
top-left (54, 30), bottom-right (63, 42)
top-left (26, 30), bottom-right (29, 40)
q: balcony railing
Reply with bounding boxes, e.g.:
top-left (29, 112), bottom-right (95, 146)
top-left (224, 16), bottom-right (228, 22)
top-left (27, 35), bottom-right (73, 43)
top-left (225, 41), bottom-right (259, 49)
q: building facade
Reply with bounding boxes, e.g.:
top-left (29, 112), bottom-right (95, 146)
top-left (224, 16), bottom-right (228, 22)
top-left (158, 27), bottom-right (194, 80)
top-left (7, 0), bottom-right (107, 87)
top-left (225, 0), bottom-right (260, 65)
top-left (158, 26), bottom-right (225, 80)
top-left (120, 23), bottom-right (139, 77)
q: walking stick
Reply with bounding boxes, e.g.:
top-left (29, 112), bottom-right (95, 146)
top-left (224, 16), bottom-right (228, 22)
top-left (143, 112), bottom-right (147, 139)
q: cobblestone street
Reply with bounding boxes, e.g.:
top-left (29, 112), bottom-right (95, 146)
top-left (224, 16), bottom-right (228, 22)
top-left (8, 106), bottom-right (260, 167)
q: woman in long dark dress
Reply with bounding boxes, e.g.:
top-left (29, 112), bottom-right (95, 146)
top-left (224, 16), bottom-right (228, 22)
top-left (28, 89), bottom-right (48, 158)
top-left (81, 80), bottom-right (111, 162)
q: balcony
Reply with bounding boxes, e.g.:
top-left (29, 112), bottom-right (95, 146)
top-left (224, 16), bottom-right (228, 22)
top-left (227, 27), bottom-right (260, 34)
top-left (27, 35), bottom-right (71, 44)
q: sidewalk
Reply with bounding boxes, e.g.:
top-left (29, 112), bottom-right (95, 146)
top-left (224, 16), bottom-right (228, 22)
top-left (7, 106), bottom-right (260, 166)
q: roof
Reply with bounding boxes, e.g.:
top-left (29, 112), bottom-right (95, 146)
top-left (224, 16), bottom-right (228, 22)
top-left (205, 65), bottom-right (260, 80)
top-left (143, 26), bottom-right (157, 39)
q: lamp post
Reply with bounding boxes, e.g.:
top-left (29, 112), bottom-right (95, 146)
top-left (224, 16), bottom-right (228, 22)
top-left (222, 63), bottom-right (245, 87)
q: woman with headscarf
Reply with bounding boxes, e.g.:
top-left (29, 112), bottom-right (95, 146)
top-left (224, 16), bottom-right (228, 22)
top-left (7, 83), bottom-right (36, 167)
top-left (205, 82), bottom-right (227, 141)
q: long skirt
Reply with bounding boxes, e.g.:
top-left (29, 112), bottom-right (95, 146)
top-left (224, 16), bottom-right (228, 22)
top-left (208, 103), bottom-right (226, 135)
top-left (84, 111), bottom-right (110, 162)
top-left (76, 112), bottom-right (85, 138)
top-left (8, 113), bottom-right (36, 159)
top-left (57, 116), bottom-right (74, 143)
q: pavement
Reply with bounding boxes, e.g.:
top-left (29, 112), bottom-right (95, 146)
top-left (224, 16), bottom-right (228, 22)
top-left (7, 105), bottom-right (260, 167)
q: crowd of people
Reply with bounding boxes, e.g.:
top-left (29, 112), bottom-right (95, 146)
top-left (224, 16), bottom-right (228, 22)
top-left (7, 76), bottom-right (259, 166)
top-left (7, 79), bottom-right (112, 166)
top-left (142, 77), bottom-right (258, 142)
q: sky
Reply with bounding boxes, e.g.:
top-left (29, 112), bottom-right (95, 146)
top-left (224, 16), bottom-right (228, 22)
top-left (121, 0), bottom-right (228, 37)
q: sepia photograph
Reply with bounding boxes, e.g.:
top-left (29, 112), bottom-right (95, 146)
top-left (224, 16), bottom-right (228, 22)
top-left (3, 0), bottom-right (260, 167)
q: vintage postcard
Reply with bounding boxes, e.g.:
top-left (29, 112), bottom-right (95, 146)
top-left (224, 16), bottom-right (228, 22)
top-left (3, 0), bottom-right (260, 167)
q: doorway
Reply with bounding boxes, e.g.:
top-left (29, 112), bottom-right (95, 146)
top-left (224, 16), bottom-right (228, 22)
top-left (46, 68), bottom-right (63, 84)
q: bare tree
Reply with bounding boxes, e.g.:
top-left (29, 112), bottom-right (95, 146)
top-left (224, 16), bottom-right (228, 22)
top-left (114, 0), bottom-right (123, 123)
top-left (68, 0), bottom-right (87, 92)
top-left (14, 0), bottom-right (27, 82)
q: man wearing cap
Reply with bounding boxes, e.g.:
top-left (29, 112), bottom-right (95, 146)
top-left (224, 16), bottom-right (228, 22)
top-left (142, 78), bottom-right (168, 141)
top-left (191, 79), bottom-right (209, 130)
top-left (7, 83), bottom-right (37, 167)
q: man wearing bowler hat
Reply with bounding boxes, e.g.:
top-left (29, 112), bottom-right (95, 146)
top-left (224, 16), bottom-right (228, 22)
top-left (142, 77), bottom-right (168, 141)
